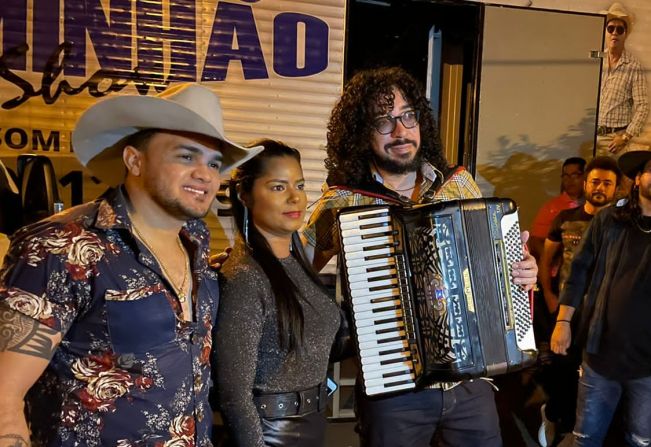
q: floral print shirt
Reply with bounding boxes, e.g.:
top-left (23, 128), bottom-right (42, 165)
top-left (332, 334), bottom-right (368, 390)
top-left (0, 187), bottom-right (219, 446)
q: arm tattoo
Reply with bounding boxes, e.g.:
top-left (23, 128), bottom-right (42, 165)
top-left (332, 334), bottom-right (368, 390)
top-left (0, 434), bottom-right (29, 446)
top-left (0, 305), bottom-right (58, 360)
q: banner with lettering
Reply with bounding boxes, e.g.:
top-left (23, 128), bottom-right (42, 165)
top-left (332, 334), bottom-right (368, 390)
top-left (0, 0), bottom-right (345, 247)
top-left (0, 0), bottom-right (345, 210)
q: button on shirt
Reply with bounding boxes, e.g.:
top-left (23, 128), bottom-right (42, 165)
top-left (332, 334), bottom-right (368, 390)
top-left (0, 187), bottom-right (219, 446)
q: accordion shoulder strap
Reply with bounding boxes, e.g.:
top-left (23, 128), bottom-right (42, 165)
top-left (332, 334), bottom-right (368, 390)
top-left (421, 165), bottom-right (466, 202)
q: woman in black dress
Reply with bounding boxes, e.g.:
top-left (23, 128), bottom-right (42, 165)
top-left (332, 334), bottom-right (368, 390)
top-left (214, 140), bottom-right (342, 447)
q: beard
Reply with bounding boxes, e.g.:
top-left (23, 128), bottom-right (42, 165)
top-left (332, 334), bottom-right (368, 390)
top-left (639, 182), bottom-right (651, 202)
top-left (373, 140), bottom-right (422, 175)
top-left (156, 196), bottom-right (211, 220)
top-left (144, 177), bottom-right (213, 220)
top-left (586, 192), bottom-right (612, 207)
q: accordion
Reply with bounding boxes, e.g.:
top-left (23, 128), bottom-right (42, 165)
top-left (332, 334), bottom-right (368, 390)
top-left (337, 198), bottom-right (537, 396)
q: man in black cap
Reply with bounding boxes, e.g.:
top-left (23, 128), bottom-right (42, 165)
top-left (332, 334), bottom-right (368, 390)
top-left (551, 150), bottom-right (651, 446)
top-left (537, 156), bottom-right (621, 447)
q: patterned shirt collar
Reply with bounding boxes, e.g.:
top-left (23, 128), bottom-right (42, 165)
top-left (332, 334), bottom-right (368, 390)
top-left (621, 50), bottom-right (633, 65)
top-left (605, 49), bottom-right (632, 66)
top-left (369, 161), bottom-right (442, 203)
top-left (92, 186), bottom-right (207, 246)
top-left (93, 187), bottom-right (131, 231)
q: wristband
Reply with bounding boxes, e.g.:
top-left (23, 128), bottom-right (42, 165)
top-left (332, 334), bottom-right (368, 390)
top-left (556, 319), bottom-right (571, 324)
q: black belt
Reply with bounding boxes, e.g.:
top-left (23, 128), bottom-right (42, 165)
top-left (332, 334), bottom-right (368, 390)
top-left (254, 383), bottom-right (327, 419)
top-left (597, 125), bottom-right (627, 136)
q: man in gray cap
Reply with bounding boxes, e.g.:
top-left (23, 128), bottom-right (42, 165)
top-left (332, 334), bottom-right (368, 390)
top-left (0, 84), bottom-right (261, 446)
top-left (551, 151), bottom-right (651, 446)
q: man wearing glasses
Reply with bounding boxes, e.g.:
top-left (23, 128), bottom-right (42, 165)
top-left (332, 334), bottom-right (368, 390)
top-left (301, 67), bottom-right (538, 446)
top-left (596, 2), bottom-right (648, 159)
top-left (529, 158), bottom-right (586, 263)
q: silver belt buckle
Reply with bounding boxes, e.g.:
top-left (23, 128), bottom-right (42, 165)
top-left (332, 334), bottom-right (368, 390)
top-left (427, 381), bottom-right (460, 391)
top-left (441, 381), bottom-right (459, 391)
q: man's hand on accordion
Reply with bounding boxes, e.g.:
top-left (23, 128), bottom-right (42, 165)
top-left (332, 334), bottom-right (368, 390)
top-left (511, 230), bottom-right (538, 292)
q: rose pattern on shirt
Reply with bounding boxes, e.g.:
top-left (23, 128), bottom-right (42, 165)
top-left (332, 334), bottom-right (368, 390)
top-left (0, 188), bottom-right (219, 446)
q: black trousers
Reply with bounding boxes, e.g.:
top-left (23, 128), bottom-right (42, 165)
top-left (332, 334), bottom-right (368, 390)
top-left (261, 410), bottom-right (327, 447)
top-left (355, 379), bottom-right (502, 447)
top-left (533, 289), bottom-right (580, 434)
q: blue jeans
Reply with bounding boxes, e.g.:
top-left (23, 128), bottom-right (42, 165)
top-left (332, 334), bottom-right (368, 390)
top-left (570, 362), bottom-right (651, 447)
top-left (355, 379), bottom-right (502, 447)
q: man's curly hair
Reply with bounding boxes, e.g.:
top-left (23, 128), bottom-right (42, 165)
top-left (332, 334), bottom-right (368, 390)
top-left (325, 67), bottom-right (450, 187)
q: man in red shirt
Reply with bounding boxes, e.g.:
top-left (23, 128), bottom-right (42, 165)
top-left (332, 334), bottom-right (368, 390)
top-left (529, 157), bottom-right (586, 263)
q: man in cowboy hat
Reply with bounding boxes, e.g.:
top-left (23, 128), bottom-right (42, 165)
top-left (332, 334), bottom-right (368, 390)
top-left (596, 2), bottom-right (649, 160)
top-left (0, 84), bottom-right (261, 446)
top-left (550, 151), bottom-right (651, 446)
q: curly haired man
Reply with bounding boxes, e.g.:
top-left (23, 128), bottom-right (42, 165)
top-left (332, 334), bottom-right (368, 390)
top-left (302, 67), bottom-right (538, 447)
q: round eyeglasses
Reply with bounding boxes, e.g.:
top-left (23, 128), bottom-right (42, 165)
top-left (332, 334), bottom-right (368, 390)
top-left (372, 110), bottom-right (420, 135)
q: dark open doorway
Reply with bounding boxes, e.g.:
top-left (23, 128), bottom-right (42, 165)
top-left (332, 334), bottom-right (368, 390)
top-left (344, 0), bottom-right (483, 167)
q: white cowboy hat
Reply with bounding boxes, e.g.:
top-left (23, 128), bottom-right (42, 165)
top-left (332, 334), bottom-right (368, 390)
top-left (600, 2), bottom-right (633, 34)
top-left (72, 83), bottom-right (263, 186)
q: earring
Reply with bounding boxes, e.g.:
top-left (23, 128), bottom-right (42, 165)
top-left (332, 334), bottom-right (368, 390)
top-left (243, 206), bottom-right (250, 247)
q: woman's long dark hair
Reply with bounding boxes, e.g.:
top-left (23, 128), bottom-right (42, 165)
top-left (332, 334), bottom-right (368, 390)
top-left (229, 139), bottom-right (325, 353)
